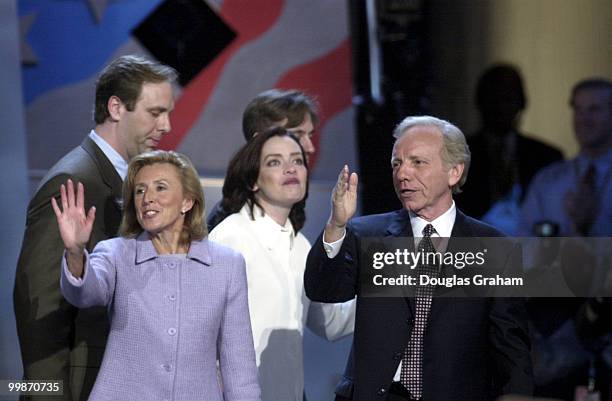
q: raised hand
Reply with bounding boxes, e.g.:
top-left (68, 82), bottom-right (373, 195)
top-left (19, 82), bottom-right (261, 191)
top-left (325, 165), bottom-right (358, 243)
top-left (51, 179), bottom-right (96, 256)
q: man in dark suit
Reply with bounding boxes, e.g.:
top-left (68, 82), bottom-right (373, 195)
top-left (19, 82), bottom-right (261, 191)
top-left (457, 64), bottom-right (563, 231)
top-left (304, 116), bottom-right (533, 401)
top-left (13, 55), bottom-right (176, 401)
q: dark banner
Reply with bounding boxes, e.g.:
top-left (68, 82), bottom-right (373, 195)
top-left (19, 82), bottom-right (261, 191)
top-left (358, 237), bottom-right (612, 298)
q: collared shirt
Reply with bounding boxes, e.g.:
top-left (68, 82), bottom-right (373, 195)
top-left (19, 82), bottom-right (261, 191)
top-left (208, 204), bottom-right (355, 401)
top-left (61, 233), bottom-right (261, 401)
top-left (322, 202), bottom-right (457, 382)
top-left (519, 148), bottom-right (612, 236)
top-left (408, 201), bottom-right (456, 249)
top-left (88, 130), bottom-right (128, 180)
top-left (324, 201), bottom-right (457, 256)
top-left (518, 148), bottom-right (612, 377)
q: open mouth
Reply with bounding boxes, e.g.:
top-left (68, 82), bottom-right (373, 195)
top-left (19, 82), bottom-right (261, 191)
top-left (142, 210), bottom-right (159, 218)
top-left (283, 178), bottom-right (300, 185)
top-left (400, 189), bottom-right (417, 196)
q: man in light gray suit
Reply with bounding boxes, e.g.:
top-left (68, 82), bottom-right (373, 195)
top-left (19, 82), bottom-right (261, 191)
top-left (14, 55), bottom-right (176, 401)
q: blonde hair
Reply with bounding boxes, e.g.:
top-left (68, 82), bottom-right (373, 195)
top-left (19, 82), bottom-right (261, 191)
top-left (119, 150), bottom-right (207, 243)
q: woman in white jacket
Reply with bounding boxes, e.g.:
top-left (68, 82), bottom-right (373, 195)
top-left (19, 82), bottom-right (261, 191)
top-left (209, 127), bottom-right (354, 401)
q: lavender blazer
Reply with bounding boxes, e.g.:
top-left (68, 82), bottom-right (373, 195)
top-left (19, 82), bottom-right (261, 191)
top-left (61, 232), bottom-right (261, 401)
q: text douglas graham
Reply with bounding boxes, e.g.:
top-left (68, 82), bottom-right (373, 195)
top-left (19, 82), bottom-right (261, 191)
top-left (373, 274), bottom-right (523, 287)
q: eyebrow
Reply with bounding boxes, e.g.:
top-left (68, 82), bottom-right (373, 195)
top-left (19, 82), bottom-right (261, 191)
top-left (289, 129), bottom-right (315, 135)
top-left (135, 179), bottom-right (170, 186)
top-left (146, 106), bottom-right (170, 113)
top-left (263, 152), bottom-right (303, 159)
top-left (390, 155), bottom-right (429, 162)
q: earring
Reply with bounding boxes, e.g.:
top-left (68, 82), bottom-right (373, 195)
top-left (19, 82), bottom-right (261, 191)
top-left (180, 210), bottom-right (186, 215)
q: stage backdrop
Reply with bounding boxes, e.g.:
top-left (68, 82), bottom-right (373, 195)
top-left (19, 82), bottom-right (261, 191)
top-left (20, 0), bottom-right (357, 183)
top-left (18, 1), bottom-right (357, 399)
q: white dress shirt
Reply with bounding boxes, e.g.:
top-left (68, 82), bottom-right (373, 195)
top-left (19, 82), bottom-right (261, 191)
top-left (89, 130), bottom-right (128, 180)
top-left (323, 202), bottom-right (457, 381)
top-left (209, 204), bottom-right (355, 401)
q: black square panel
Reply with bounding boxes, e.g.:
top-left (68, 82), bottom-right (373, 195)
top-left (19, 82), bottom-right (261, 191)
top-left (133, 0), bottom-right (237, 86)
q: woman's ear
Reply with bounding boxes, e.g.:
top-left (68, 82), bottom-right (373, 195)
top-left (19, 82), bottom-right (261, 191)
top-left (181, 198), bottom-right (195, 215)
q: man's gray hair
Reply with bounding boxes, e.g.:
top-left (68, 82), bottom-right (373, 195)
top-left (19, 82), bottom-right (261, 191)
top-left (392, 115), bottom-right (471, 194)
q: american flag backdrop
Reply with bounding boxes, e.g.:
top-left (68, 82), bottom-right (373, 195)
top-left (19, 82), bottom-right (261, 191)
top-left (20, 0), bottom-right (358, 181)
top-left (18, 1), bottom-right (356, 398)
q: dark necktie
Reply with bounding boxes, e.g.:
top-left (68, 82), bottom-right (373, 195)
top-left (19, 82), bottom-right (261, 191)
top-left (567, 163), bottom-right (599, 235)
top-left (401, 224), bottom-right (438, 399)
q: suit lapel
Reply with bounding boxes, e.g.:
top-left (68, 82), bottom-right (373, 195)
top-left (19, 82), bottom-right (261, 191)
top-left (446, 210), bottom-right (474, 254)
top-left (80, 136), bottom-right (124, 211)
top-left (450, 210), bottom-right (471, 237)
top-left (429, 210), bottom-right (476, 320)
top-left (385, 209), bottom-right (413, 237)
top-left (380, 209), bottom-right (477, 317)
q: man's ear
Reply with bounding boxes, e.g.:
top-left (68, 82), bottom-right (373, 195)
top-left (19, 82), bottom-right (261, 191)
top-left (107, 95), bottom-right (123, 121)
top-left (448, 163), bottom-right (464, 187)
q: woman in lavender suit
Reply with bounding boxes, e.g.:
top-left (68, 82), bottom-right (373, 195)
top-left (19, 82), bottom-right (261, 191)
top-left (53, 150), bottom-right (260, 401)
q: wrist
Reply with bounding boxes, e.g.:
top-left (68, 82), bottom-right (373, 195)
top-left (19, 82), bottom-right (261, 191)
top-left (327, 217), bottom-right (346, 231)
top-left (65, 251), bottom-right (85, 278)
top-left (324, 221), bottom-right (346, 243)
top-left (66, 247), bottom-right (85, 257)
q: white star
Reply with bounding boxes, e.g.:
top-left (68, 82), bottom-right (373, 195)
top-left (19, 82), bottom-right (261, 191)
top-left (88, 0), bottom-right (108, 24)
top-left (20, 12), bottom-right (38, 65)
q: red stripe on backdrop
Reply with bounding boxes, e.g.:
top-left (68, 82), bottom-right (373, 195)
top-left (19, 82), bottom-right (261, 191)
top-left (160, 0), bottom-right (285, 150)
top-left (275, 39), bottom-right (353, 169)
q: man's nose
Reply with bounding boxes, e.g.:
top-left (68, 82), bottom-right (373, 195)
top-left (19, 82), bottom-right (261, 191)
top-left (159, 114), bottom-right (171, 134)
top-left (395, 163), bottom-right (411, 179)
top-left (300, 136), bottom-right (315, 156)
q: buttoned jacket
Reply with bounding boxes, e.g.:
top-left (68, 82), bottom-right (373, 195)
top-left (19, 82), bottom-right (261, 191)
top-left (61, 233), bottom-right (261, 401)
top-left (305, 209), bottom-right (533, 401)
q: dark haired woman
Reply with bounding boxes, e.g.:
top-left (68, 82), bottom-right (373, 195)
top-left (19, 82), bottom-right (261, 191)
top-left (209, 128), bottom-right (354, 401)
